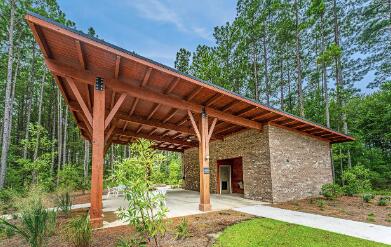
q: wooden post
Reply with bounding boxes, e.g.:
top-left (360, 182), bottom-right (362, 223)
top-left (188, 108), bottom-right (216, 211)
top-left (199, 109), bottom-right (211, 211)
top-left (90, 77), bottom-right (105, 228)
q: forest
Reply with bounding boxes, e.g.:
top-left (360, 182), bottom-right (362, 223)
top-left (0, 0), bottom-right (390, 200)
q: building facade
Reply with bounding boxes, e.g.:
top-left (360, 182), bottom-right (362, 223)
top-left (183, 124), bottom-right (333, 203)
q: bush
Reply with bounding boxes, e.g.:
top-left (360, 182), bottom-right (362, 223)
top-left (362, 193), bottom-right (374, 203)
top-left (377, 196), bottom-right (390, 206)
top-left (175, 218), bottom-right (189, 240)
top-left (0, 198), bottom-right (57, 247)
top-left (321, 183), bottom-right (342, 199)
top-left (111, 140), bottom-right (167, 246)
top-left (342, 166), bottom-right (372, 196)
top-left (63, 214), bottom-right (92, 247)
top-left (56, 191), bottom-right (72, 217)
top-left (115, 235), bottom-right (146, 247)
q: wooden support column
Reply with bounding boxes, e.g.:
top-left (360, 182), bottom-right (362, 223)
top-left (90, 77), bottom-right (105, 228)
top-left (188, 109), bottom-right (216, 211)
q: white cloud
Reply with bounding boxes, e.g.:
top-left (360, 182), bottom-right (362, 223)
top-left (125, 0), bottom-right (214, 40)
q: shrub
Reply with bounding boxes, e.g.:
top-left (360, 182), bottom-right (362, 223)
top-left (56, 191), bottom-right (72, 217)
top-left (362, 193), bottom-right (374, 203)
top-left (175, 218), bottom-right (189, 240)
top-left (342, 166), bottom-right (372, 196)
top-left (367, 213), bottom-right (375, 222)
top-left (63, 214), bottom-right (92, 247)
top-left (0, 198), bottom-right (57, 247)
top-left (316, 199), bottom-right (325, 209)
top-left (377, 196), bottom-right (390, 206)
top-left (115, 235), bottom-right (146, 247)
top-left (321, 183), bottom-right (342, 199)
top-left (111, 139), bottom-right (168, 246)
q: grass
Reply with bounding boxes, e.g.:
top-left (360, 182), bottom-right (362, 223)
top-left (214, 218), bottom-right (388, 247)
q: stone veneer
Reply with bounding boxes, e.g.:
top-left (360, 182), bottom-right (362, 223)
top-left (268, 125), bottom-right (333, 202)
top-left (182, 124), bottom-right (332, 203)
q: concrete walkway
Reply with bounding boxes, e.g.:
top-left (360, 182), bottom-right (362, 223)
top-left (234, 205), bottom-right (391, 245)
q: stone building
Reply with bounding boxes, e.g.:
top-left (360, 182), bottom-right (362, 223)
top-left (183, 124), bottom-right (333, 203)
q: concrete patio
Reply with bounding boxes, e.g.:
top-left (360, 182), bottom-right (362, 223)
top-left (70, 189), bottom-right (266, 228)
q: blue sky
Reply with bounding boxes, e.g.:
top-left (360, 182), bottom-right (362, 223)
top-left (57, 0), bottom-right (237, 66)
top-left (57, 0), bottom-right (372, 93)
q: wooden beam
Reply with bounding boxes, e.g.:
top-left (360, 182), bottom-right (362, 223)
top-left (46, 60), bottom-right (263, 130)
top-left (75, 40), bottom-right (86, 70)
top-left (105, 93), bottom-right (126, 129)
top-left (221, 100), bottom-right (239, 112)
top-left (188, 110), bottom-right (201, 141)
top-left (163, 109), bottom-right (179, 123)
top-left (153, 145), bottom-right (184, 153)
top-left (118, 129), bottom-right (197, 147)
top-left (147, 104), bottom-right (160, 120)
top-left (204, 94), bottom-right (223, 107)
top-left (198, 110), bottom-right (211, 211)
top-left (27, 22), bottom-right (51, 58)
top-left (207, 118), bottom-right (217, 142)
top-left (90, 79), bottom-right (105, 228)
top-left (165, 77), bottom-right (180, 94)
top-left (66, 77), bottom-right (92, 127)
top-left (141, 67), bottom-right (152, 87)
top-left (114, 55), bottom-right (121, 79)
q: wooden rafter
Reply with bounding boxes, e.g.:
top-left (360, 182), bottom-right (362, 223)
top-left (75, 40), bottom-right (86, 70)
top-left (66, 77), bottom-right (92, 127)
top-left (28, 22), bottom-right (51, 58)
top-left (105, 92), bottom-right (126, 130)
top-left (115, 55), bottom-right (121, 79)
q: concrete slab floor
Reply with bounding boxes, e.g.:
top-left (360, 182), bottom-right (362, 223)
top-left (68, 189), bottom-right (267, 228)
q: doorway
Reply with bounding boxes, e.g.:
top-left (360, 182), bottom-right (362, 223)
top-left (217, 157), bottom-right (244, 194)
top-left (219, 165), bottom-right (231, 194)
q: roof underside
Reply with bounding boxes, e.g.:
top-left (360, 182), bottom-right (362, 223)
top-left (25, 13), bottom-right (354, 153)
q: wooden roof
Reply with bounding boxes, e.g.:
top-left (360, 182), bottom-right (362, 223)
top-left (25, 12), bottom-right (354, 152)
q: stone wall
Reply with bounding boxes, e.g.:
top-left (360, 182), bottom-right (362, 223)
top-left (183, 126), bottom-right (273, 201)
top-left (182, 124), bottom-right (333, 203)
top-left (268, 125), bottom-right (333, 202)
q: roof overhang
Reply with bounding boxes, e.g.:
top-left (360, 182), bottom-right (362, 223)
top-left (25, 12), bottom-right (354, 152)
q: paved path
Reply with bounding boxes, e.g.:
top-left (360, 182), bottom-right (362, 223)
top-left (234, 205), bottom-right (391, 245)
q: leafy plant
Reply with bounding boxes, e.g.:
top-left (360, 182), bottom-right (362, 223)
top-left (175, 218), bottom-right (189, 240)
top-left (63, 214), bottom-right (92, 247)
top-left (56, 191), bottom-right (72, 216)
top-left (0, 198), bottom-right (57, 247)
top-left (316, 199), bottom-right (325, 209)
top-left (362, 193), bottom-right (374, 203)
top-left (321, 183), bottom-right (342, 199)
top-left (111, 139), bottom-right (168, 246)
top-left (377, 196), bottom-right (390, 206)
top-left (342, 166), bottom-right (372, 196)
top-left (115, 235), bottom-right (146, 247)
top-left (366, 213), bottom-right (375, 222)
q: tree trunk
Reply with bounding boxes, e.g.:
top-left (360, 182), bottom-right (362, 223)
top-left (320, 14), bottom-right (330, 128)
top-left (23, 44), bottom-right (37, 159)
top-left (333, 0), bottom-right (351, 168)
top-left (262, 34), bottom-right (270, 105)
top-left (280, 59), bottom-right (284, 111)
top-left (62, 107), bottom-right (68, 166)
top-left (253, 50), bottom-right (259, 101)
top-left (0, 0), bottom-right (16, 188)
top-left (83, 140), bottom-right (90, 179)
top-left (56, 90), bottom-right (63, 185)
top-left (295, 0), bottom-right (304, 117)
top-left (33, 70), bottom-right (47, 161)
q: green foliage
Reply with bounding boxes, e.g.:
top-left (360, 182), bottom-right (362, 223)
top-left (362, 193), bottom-right (374, 203)
top-left (56, 191), bottom-right (72, 217)
top-left (342, 166), bottom-right (372, 196)
top-left (316, 199), bottom-right (325, 209)
top-left (0, 197), bottom-right (56, 247)
top-left (377, 196), bottom-right (390, 206)
top-left (58, 165), bottom-right (83, 191)
top-left (175, 218), bottom-right (190, 240)
top-left (115, 235), bottom-right (146, 247)
top-left (110, 139), bottom-right (168, 246)
top-left (63, 214), bottom-right (92, 247)
top-left (367, 213), bottom-right (375, 222)
top-left (321, 183), bottom-right (342, 199)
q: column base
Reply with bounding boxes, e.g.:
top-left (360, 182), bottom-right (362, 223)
top-left (199, 203), bottom-right (211, 211)
top-left (90, 217), bottom-right (103, 228)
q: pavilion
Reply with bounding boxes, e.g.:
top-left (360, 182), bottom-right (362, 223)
top-left (25, 12), bottom-right (354, 227)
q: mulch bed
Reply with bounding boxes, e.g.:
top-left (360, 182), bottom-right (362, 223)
top-left (0, 210), bottom-right (253, 247)
top-left (272, 195), bottom-right (391, 226)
